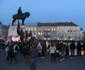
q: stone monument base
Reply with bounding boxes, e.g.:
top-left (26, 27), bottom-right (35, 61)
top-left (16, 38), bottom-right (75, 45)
top-left (5, 25), bottom-right (19, 44)
top-left (8, 25), bottom-right (18, 37)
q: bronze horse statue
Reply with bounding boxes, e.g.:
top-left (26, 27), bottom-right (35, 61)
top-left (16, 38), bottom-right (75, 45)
top-left (12, 12), bottom-right (30, 25)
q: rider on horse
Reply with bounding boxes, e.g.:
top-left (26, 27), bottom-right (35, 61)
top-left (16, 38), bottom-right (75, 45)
top-left (17, 7), bottom-right (23, 16)
top-left (12, 7), bottom-right (30, 25)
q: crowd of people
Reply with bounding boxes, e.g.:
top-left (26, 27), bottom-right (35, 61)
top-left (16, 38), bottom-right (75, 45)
top-left (47, 41), bottom-right (85, 62)
top-left (4, 39), bottom-right (85, 70)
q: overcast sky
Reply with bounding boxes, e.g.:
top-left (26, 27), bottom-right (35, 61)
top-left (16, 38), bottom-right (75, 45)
top-left (0, 0), bottom-right (85, 30)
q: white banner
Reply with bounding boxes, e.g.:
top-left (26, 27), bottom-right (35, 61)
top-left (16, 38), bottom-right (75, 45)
top-left (12, 36), bottom-right (20, 42)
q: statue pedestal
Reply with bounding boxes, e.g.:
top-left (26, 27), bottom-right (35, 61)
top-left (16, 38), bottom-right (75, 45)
top-left (5, 25), bottom-right (18, 44)
top-left (8, 25), bottom-right (18, 37)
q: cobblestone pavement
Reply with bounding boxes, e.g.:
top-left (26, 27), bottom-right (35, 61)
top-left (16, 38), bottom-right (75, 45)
top-left (0, 50), bottom-right (85, 70)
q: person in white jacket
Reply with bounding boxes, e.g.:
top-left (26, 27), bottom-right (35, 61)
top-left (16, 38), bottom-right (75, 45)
top-left (37, 42), bottom-right (42, 57)
top-left (48, 42), bottom-right (56, 62)
top-left (5, 45), bottom-right (9, 60)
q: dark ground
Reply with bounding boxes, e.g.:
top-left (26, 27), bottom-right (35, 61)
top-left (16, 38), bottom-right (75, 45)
top-left (0, 50), bottom-right (85, 70)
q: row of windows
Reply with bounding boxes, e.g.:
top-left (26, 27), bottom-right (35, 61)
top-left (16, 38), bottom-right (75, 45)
top-left (22, 27), bottom-right (80, 32)
top-left (25, 28), bottom-right (36, 31)
top-left (25, 28), bottom-right (56, 31)
top-left (38, 27), bottom-right (79, 30)
top-left (38, 32), bottom-right (56, 35)
top-left (26, 29), bottom-right (79, 32)
top-left (38, 32), bottom-right (79, 36)
top-left (57, 27), bottom-right (79, 30)
top-left (38, 28), bottom-right (56, 31)
top-left (24, 28), bottom-right (55, 31)
top-left (57, 30), bottom-right (79, 32)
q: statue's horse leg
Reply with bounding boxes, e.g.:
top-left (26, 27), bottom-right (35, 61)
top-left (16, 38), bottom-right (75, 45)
top-left (12, 20), bottom-right (14, 25)
top-left (22, 19), bottom-right (25, 25)
top-left (12, 19), bottom-right (16, 25)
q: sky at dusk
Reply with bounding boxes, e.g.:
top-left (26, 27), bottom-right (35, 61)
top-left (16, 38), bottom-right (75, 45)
top-left (0, 0), bottom-right (85, 30)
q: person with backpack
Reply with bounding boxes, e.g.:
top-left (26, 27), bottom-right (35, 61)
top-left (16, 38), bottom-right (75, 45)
top-left (29, 41), bottom-right (39, 70)
top-left (13, 42), bottom-right (19, 63)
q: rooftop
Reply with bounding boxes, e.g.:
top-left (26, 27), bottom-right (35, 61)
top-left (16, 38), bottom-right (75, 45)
top-left (37, 22), bottom-right (78, 26)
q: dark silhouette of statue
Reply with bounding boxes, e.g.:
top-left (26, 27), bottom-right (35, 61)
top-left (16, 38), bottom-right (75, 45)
top-left (17, 20), bottom-right (35, 42)
top-left (12, 7), bottom-right (30, 25)
top-left (28, 31), bottom-right (32, 37)
top-left (17, 20), bottom-right (24, 42)
top-left (25, 30), bottom-right (29, 38)
top-left (17, 7), bottom-right (22, 16)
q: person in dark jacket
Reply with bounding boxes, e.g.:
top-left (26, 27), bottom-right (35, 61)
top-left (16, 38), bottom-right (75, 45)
top-left (41, 41), bottom-right (46, 58)
top-left (8, 43), bottom-right (15, 64)
top-left (56, 42), bottom-right (60, 58)
top-left (59, 41), bottom-right (65, 61)
top-left (23, 44), bottom-right (30, 65)
top-left (82, 42), bottom-right (85, 51)
top-left (70, 41), bottom-right (75, 58)
top-left (77, 41), bottom-right (82, 56)
top-left (29, 41), bottom-right (39, 70)
top-left (65, 42), bottom-right (69, 57)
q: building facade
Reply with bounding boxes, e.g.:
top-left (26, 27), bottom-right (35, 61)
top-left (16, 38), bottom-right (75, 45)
top-left (37, 22), bottom-right (81, 41)
top-left (0, 22), bottom-right (9, 40)
top-left (82, 31), bottom-right (85, 41)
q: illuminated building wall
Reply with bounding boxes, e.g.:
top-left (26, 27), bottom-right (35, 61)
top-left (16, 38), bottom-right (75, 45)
top-left (17, 22), bottom-right (81, 41)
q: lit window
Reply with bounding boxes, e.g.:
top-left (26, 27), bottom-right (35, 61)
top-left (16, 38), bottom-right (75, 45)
top-left (41, 32), bottom-right (42, 35)
top-left (54, 29), bottom-right (55, 31)
top-left (34, 28), bottom-right (36, 31)
top-left (44, 38), bottom-right (46, 40)
top-left (31, 28), bottom-right (33, 31)
top-left (51, 28), bottom-right (53, 31)
top-left (64, 38), bottom-right (67, 40)
top-left (28, 28), bottom-right (30, 30)
top-left (38, 32), bottom-right (42, 35)
top-left (48, 33), bottom-right (50, 35)
top-left (38, 32), bottom-right (40, 35)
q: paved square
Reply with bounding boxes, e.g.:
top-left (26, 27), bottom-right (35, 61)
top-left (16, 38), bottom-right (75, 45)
top-left (0, 50), bottom-right (85, 70)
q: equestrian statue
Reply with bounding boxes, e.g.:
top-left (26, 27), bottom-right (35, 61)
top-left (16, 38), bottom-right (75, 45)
top-left (12, 7), bottom-right (30, 25)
